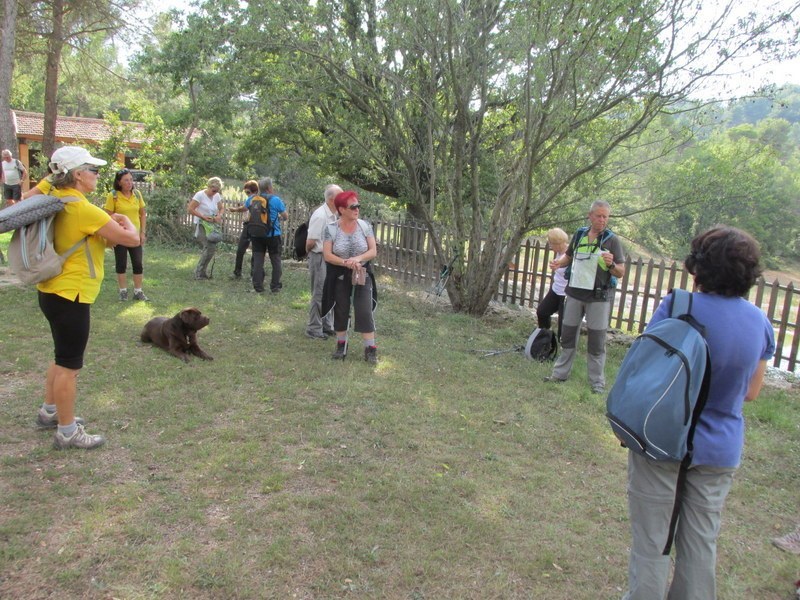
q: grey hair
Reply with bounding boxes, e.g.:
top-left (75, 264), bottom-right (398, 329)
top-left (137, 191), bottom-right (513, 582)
top-left (324, 184), bottom-right (342, 202)
top-left (51, 163), bottom-right (92, 189)
top-left (590, 199), bottom-right (611, 213)
top-left (1, 149), bottom-right (11, 157)
top-left (258, 177), bottom-right (273, 194)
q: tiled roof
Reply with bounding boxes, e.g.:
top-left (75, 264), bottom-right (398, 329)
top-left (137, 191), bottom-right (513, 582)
top-left (13, 110), bottom-right (148, 146)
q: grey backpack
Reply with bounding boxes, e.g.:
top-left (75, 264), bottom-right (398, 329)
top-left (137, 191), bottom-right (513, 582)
top-left (0, 194), bottom-right (94, 285)
top-left (605, 289), bottom-right (710, 555)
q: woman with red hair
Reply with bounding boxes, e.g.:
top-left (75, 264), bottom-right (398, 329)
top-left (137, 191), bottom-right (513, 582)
top-left (321, 190), bottom-right (379, 363)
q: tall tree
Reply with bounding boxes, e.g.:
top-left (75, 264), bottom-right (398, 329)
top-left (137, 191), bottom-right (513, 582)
top-left (225, 0), bottom-right (798, 315)
top-left (0, 0), bottom-right (19, 153)
top-left (20, 0), bottom-right (139, 157)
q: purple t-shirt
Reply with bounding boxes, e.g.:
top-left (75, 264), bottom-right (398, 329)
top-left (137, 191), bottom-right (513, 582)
top-left (648, 292), bottom-right (775, 468)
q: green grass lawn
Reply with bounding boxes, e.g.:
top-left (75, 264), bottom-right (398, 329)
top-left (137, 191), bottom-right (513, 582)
top-left (0, 242), bottom-right (798, 599)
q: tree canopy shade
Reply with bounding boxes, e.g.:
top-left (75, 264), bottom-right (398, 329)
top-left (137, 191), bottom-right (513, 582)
top-left (162, 0), bottom-right (799, 315)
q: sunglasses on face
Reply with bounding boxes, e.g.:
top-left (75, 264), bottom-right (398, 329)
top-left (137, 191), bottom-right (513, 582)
top-left (85, 167), bottom-right (101, 174)
top-left (347, 204), bottom-right (360, 210)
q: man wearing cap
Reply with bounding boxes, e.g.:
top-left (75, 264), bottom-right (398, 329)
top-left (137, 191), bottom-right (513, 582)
top-left (1, 149), bottom-right (28, 206)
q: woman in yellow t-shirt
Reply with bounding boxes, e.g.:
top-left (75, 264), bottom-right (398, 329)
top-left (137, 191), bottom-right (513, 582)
top-left (35, 146), bottom-right (140, 450)
top-left (103, 169), bottom-right (148, 301)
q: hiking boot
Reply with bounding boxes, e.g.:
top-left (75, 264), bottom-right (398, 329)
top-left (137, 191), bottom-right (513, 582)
top-left (119, 289), bottom-right (128, 301)
top-left (773, 527), bottom-right (800, 555)
top-left (53, 424), bottom-right (105, 450)
top-left (306, 331), bottom-right (328, 340)
top-left (133, 290), bottom-right (149, 302)
top-left (332, 341), bottom-right (347, 360)
top-left (36, 408), bottom-right (84, 430)
top-left (591, 384), bottom-right (606, 395)
top-left (543, 376), bottom-right (566, 384)
top-left (194, 274), bottom-right (210, 280)
top-left (364, 346), bottom-right (378, 364)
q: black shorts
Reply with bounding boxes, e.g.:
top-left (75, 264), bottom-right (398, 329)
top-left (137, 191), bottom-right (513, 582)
top-left (114, 244), bottom-right (144, 275)
top-left (3, 183), bottom-right (21, 201)
top-left (38, 291), bottom-right (91, 370)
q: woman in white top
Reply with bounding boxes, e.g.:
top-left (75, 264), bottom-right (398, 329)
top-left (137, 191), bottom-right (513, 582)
top-left (536, 228), bottom-right (569, 339)
top-left (187, 177), bottom-right (225, 279)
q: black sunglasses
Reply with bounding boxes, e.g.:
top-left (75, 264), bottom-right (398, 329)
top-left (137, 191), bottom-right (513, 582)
top-left (85, 167), bottom-right (101, 174)
top-left (347, 204), bottom-right (360, 210)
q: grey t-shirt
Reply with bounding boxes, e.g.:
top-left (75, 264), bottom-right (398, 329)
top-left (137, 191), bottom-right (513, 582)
top-left (324, 220), bottom-right (374, 260)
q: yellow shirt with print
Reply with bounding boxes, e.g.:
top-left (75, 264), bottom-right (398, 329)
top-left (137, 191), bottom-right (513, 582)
top-left (103, 190), bottom-right (145, 230)
top-left (36, 188), bottom-right (111, 304)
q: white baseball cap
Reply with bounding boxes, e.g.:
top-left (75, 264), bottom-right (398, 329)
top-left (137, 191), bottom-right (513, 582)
top-left (49, 146), bottom-right (107, 175)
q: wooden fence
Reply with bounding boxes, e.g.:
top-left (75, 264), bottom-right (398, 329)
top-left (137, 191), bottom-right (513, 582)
top-left (179, 204), bottom-right (799, 372)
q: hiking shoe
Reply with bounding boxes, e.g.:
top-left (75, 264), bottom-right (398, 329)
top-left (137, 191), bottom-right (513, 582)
top-left (119, 289), bottom-right (128, 301)
top-left (306, 331), bottom-right (328, 340)
top-left (133, 290), bottom-right (149, 302)
top-left (36, 408), bottom-right (84, 429)
top-left (53, 424), bottom-right (105, 450)
top-left (591, 384), bottom-right (606, 395)
top-left (231, 273), bottom-right (242, 280)
top-left (332, 341), bottom-right (347, 360)
top-left (773, 527), bottom-right (800, 555)
top-left (543, 376), bottom-right (566, 384)
top-left (364, 346), bottom-right (378, 364)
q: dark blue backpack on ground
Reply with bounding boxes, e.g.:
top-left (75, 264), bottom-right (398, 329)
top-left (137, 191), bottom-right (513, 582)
top-left (606, 288), bottom-right (711, 554)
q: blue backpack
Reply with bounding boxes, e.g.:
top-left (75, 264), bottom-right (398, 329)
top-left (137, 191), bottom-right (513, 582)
top-left (606, 289), bottom-right (710, 554)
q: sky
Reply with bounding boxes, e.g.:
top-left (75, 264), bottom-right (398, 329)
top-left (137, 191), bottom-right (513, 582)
top-left (132, 0), bottom-right (800, 100)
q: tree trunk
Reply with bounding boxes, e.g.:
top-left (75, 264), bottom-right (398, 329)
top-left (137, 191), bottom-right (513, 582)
top-left (42, 0), bottom-right (66, 159)
top-left (0, 0), bottom-right (18, 154)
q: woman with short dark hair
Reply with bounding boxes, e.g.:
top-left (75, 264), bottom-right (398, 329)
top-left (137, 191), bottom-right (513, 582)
top-left (621, 225), bottom-right (775, 599)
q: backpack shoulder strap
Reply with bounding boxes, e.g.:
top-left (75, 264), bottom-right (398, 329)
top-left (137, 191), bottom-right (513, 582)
top-left (569, 226), bottom-right (588, 252)
top-left (669, 289), bottom-right (692, 318)
top-left (600, 229), bottom-right (614, 245)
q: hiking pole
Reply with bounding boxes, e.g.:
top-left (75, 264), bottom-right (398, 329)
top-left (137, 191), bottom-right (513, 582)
top-left (343, 267), bottom-right (358, 359)
top-left (471, 345), bottom-right (524, 358)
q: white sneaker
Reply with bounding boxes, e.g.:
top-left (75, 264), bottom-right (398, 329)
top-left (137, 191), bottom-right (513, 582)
top-left (53, 424), bottom-right (105, 450)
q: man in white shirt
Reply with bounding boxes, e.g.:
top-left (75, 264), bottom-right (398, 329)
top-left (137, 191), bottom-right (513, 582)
top-left (1, 149), bottom-right (28, 206)
top-left (305, 184), bottom-right (342, 338)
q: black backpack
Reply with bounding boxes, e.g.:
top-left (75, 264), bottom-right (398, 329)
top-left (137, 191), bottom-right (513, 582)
top-left (246, 195), bottom-right (271, 239)
top-left (524, 327), bottom-right (558, 361)
top-left (294, 221), bottom-right (309, 259)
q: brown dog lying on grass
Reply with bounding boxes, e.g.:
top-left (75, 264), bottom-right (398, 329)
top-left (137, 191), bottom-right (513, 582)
top-left (140, 307), bottom-right (213, 362)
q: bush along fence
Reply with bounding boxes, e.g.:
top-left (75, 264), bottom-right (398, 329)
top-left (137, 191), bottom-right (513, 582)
top-left (177, 203), bottom-right (799, 373)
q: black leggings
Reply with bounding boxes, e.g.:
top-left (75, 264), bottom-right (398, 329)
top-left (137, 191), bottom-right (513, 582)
top-left (536, 288), bottom-right (565, 339)
top-left (114, 244), bottom-right (144, 275)
top-left (38, 291), bottom-right (91, 370)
